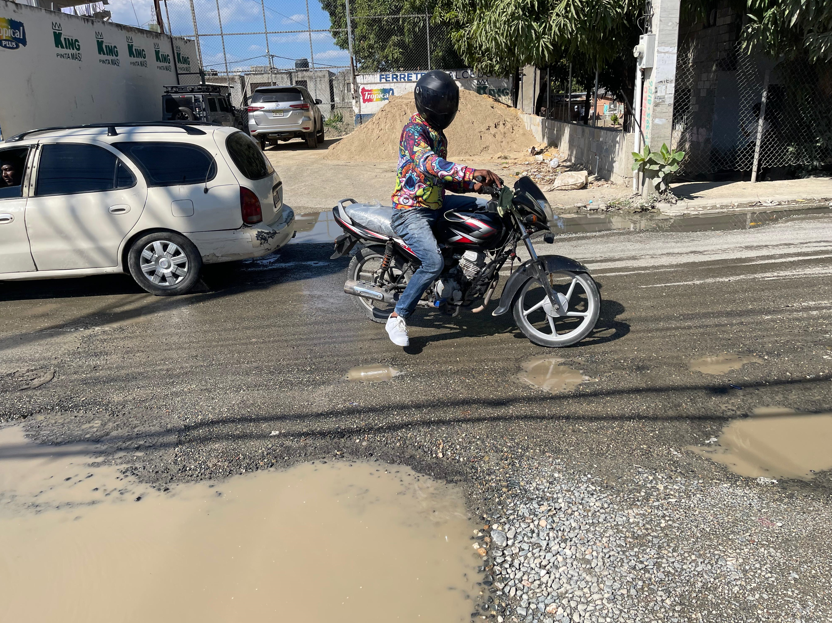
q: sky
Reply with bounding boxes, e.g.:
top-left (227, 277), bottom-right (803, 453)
top-left (107, 0), bottom-right (351, 72)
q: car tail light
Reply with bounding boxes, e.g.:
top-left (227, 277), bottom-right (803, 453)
top-left (290, 103), bottom-right (310, 110)
top-left (240, 187), bottom-right (263, 225)
top-left (247, 105), bottom-right (264, 112)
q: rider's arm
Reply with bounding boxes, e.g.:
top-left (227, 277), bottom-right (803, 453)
top-left (407, 126), bottom-right (476, 187)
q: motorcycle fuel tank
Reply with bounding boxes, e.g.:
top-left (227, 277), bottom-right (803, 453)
top-left (435, 210), bottom-right (506, 250)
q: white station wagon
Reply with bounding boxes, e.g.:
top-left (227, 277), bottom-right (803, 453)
top-left (0, 122), bottom-right (295, 295)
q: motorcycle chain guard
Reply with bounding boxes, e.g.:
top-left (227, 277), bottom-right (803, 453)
top-left (492, 255), bottom-right (592, 317)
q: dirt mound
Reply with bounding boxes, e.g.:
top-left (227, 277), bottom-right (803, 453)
top-left (325, 90), bottom-right (537, 162)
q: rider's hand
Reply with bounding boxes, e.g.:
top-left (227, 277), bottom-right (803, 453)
top-left (473, 170), bottom-right (503, 193)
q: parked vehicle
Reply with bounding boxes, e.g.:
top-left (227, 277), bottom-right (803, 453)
top-left (162, 85), bottom-right (237, 128)
top-left (331, 177), bottom-right (600, 347)
top-left (0, 122), bottom-right (295, 295)
top-left (247, 86), bottom-right (325, 150)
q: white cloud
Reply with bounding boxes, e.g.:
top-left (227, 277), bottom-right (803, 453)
top-left (314, 49), bottom-right (349, 60)
top-left (281, 14), bottom-right (307, 26)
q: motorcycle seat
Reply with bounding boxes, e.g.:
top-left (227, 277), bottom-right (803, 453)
top-left (343, 203), bottom-right (397, 238)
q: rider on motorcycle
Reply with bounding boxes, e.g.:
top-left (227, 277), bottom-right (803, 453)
top-left (385, 70), bottom-right (503, 347)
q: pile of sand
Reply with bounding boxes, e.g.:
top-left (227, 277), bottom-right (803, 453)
top-left (325, 90), bottom-right (538, 162)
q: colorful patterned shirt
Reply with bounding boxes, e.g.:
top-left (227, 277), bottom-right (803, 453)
top-left (391, 114), bottom-right (477, 210)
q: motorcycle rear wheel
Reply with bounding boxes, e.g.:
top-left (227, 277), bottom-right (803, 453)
top-left (512, 271), bottom-right (600, 347)
top-left (347, 246), bottom-right (408, 324)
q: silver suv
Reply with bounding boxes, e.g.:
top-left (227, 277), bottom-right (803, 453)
top-left (247, 86), bottom-right (324, 150)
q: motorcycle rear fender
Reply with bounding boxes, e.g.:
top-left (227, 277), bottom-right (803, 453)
top-left (492, 255), bottom-right (591, 316)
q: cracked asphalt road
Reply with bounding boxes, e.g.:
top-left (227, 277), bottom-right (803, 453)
top-left (1, 208), bottom-right (831, 622)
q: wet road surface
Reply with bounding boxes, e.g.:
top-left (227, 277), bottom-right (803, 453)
top-left (1, 208), bottom-right (831, 622)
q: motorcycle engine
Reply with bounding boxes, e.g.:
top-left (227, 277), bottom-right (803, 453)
top-left (435, 277), bottom-right (462, 302)
top-left (459, 250), bottom-right (486, 282)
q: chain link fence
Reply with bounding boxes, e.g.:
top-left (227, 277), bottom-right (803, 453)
top-left (672, 38), bottom-right (832, 181)
top-left (158, 1), bottom-right (460, 135)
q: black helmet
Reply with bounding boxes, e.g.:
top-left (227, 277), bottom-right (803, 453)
top-left (414, 70), bottom-right (459, 130)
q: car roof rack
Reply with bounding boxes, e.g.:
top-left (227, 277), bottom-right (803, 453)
top-left (6, 122), bottom-right (211, 142)
top-left (163, 84), bottom-right (224, 94)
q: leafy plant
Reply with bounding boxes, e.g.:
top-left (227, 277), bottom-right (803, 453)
top-left (632, 143), bottom-right (685, 193)
top-left (610, 113), bottom-right (620, 125)
top-left (325, 111), bottom-right (344, 128)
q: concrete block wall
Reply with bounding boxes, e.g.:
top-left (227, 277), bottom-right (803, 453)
top-left (521, 114), bottom-right (635, 185)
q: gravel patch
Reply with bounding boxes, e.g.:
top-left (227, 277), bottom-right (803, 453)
top-left (479, 458), bottom-right (831, 623)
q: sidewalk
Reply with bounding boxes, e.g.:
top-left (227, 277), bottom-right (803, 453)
top-left (544, 177), bottom-right (832, 215)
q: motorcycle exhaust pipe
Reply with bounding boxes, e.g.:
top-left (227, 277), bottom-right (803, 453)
top-left (344, 280), bottom-right (397, 304)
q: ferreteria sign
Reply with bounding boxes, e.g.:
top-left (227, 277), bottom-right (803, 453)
top-left (95, 30), bottom-right (119, 66)
top-left (126, 35), bottom-right (146, 67)
top-left (52, 21), bottom-right (81, 61)
top-left (0, 16), bottom-right (26, 50)
top-left (355, 69), bottom-right (513, 115)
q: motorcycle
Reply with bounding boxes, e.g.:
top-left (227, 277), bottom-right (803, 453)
top-left (330, 176), bottom-right (600, 347)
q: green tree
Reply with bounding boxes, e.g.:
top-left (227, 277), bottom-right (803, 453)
top-left (744, 0), bottom-right (832, 62)
top-left (319, 0), bottom-right (464, 72)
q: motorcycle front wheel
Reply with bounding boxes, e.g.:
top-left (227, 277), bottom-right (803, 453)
top-left (512, 271), bottom-right (600, 347)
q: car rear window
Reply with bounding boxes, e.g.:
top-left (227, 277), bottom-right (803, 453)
top-left (225, 131), bottom-right (274, 180)
top-left (114, 142), bottom-right (216, 187)
top-left (251, 88), bottom-right (302, 104)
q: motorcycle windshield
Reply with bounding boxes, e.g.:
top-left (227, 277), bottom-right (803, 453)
top-left (514, 176), bottom-right (555, 224)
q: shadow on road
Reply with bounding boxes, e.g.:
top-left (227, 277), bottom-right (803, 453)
top-left (3, 374), bottom-right (831, 460)
top-left (265, 137), bottom-right (343, 153)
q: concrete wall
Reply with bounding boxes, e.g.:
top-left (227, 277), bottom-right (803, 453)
top-left (0, 1), bottom-right (199, 138)
top-left (522, 114), bottom-right (635, 185)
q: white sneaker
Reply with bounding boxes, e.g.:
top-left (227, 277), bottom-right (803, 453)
top-left (385, 314), bottom-right (409, 347)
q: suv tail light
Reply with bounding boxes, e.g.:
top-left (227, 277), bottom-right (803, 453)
top-left (240, 187), bottom-right (263, 225)
top-left (290, 103), bottom-right (310, 110)
top-left (246, 105), bottom-right (264, 112)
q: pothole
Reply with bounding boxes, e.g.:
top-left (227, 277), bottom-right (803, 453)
top-left (345, 365), bottom-right (401, 382)
top-left (518, 357), bottom-right (590, 394)
top-left (0, 426), bottom-right (480, 623)
top-left (0, 368), bottom-right (56, 392)
top-left (689, 408), bottom-right (832, 480)
top-left (689, 353), bottom-right (762, 375)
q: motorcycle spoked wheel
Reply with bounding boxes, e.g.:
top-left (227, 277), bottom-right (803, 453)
top-left (512, 271), bottom-right (600, 347)
top-left (347, 246), bottom-right (410, 324)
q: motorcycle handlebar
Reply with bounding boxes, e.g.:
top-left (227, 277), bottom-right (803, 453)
top-left (474, 175), bottom-right (502, 197)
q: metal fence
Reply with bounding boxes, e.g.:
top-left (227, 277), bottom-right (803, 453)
top-left (672, 39), bottom-right (832, 181)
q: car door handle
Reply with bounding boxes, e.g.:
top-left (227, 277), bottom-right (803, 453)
top-left (108, 205), bottom-right (131, 215)
top-left (0, 213), bottom-right (13, 224)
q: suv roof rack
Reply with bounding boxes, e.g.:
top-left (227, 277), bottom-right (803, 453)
top-left (7, 122), bottom-right (211, 142)
top-left (164, 84), bottom-right (224, 94)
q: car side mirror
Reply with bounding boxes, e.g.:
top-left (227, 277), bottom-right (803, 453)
top-left (315, 99), bottom-right (322, 105)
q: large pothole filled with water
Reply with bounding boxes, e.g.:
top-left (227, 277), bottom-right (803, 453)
top-left (0, 426), bottom-right (481, 623)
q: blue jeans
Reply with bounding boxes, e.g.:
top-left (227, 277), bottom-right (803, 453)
top-left (391, 194), bottom-right (479, 319)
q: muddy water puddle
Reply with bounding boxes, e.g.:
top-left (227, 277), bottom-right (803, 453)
top-left (690, 353), bottom-right (762, 375)
top-left (0, 426), bottom-right (480, 623)
top-left (518, 357), bottom-right (590, 394)
top-left (690, 409), bottom-right (832, 480)
top-left (346, 365), bottom-right (401, 382)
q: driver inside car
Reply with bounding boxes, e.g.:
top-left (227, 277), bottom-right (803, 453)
top-left (386, 70), bottom-right (503, 347)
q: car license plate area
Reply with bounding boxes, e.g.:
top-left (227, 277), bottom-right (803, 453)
top-left (271, 111), bottom-right (284, 117)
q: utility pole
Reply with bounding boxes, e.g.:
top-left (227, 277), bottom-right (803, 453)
top-left (153, 0), bottom-right (165, 33)
top-left (304, 0), bottom-right (318, 101)
top-left (163, 0), bottom-right (179, 84)
top-left (187, 0), bottom-right (202, 68)
top-left (592, 61), bottom-right (599, 127)
top-left (214, 0), bottom-right (230, 88)
top-left (261, 0), bottom-right (273, 85)
top-left (566, 62), bottom-right (572, 122)
top-left (344, 0), bottom-right (361, 118)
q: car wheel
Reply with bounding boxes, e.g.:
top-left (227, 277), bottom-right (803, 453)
top-left (317, 122), bottom-right (325, 142)
top-left (258, 136), bottom-right (267, 151)
top-left (305, 131), bottom-right (318, 149)
top-left (127, 232), bottom-right (202, 296)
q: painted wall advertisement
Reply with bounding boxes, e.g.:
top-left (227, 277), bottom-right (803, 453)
top-left (355, 69), bottom-right (513, 115)
top-left (0, 0), bottom-right (198, 139)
